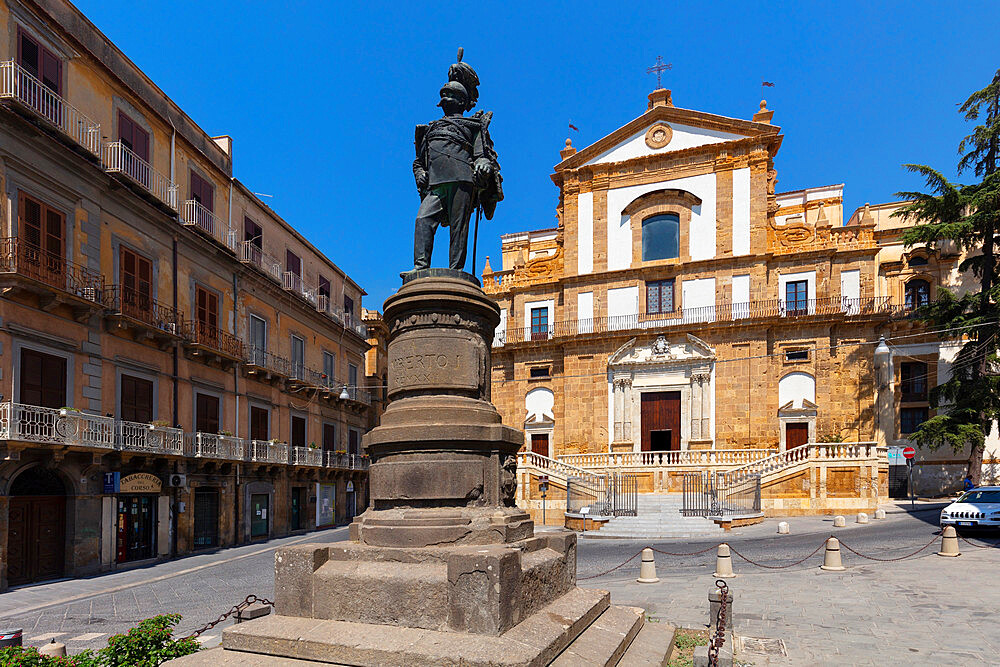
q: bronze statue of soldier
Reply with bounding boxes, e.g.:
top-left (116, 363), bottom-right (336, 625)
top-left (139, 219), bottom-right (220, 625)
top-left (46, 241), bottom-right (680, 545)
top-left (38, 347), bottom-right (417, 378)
top-left (410, 49), bottom-right (502, 274)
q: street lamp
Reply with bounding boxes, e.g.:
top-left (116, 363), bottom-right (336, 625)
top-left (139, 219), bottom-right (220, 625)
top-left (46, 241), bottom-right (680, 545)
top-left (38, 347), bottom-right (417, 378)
top-left (340, 386), bottom-right (351, 401)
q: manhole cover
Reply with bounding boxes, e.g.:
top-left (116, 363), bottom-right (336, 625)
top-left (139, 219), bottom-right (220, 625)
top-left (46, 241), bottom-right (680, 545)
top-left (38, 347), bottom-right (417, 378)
top-left (738, 636), bottom-right (786, 656)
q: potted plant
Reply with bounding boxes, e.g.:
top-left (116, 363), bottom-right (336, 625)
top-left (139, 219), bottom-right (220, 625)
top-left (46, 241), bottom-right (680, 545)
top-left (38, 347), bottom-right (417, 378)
top-left (219, 430), bottom-right (234, 437)
top-left (59, 406), bottom-right (82, 417)
top-left (150, 419), bottom-right (171, 430)
top-left (308, 441), bottom-right (319, 450)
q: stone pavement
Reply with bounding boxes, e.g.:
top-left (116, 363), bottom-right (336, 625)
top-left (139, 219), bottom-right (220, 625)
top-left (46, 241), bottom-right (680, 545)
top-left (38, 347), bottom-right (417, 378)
top-left (590, 535), bottom-right (1000, 665)
top-left (0, 526), bottom-right (350, 652)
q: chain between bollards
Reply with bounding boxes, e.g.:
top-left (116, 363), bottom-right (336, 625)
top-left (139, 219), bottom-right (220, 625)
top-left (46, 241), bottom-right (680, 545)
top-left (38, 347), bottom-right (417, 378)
top-left (707, 579), bottom-right (729, 667)
top-left (185, 594), bottom-right (275, 640)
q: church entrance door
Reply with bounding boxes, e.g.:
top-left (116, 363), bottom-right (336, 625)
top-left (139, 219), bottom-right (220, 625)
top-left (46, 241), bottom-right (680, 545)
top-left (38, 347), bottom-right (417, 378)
top-left (786, 423), bottom-right (809, 451)
top-left (530, 433), bottom-right (549, 457)
top-left (641, 391), bottom-right (680, 452)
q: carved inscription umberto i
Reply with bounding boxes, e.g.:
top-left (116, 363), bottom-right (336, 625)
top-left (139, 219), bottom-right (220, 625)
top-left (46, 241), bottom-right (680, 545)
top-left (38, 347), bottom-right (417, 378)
top-left (393, 351), bottom-right (462, 385)
top-left (388, 333), bottom-right (481, 393)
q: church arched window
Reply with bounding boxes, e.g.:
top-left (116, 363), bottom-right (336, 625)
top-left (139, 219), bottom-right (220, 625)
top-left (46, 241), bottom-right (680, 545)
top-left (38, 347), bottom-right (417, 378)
top-left (904, 279), bottom-right (930, 310)
top-left (641, 214), bottom-right (679, 261)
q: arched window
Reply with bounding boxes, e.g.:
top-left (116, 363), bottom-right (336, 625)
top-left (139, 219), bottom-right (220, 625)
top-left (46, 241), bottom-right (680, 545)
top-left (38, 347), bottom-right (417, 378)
top-left (908, 255), bottom-right (928, 266)
top-left (641, 214), bottom-right (679, 262)
top-left (904, 279), bottom-right (930, 310)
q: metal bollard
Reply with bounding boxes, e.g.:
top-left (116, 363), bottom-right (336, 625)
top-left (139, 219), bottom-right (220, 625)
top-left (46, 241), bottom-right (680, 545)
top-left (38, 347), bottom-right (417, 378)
top-left (636, 547), bottom-right (660, 583)
top-left (39, 639), bottom-right (67, 657)
top-left (777, 521), bottom-right (790, 534)
top-left (820, 537), bottom-right (846, 571)
top-left (856, 512), bottom-right (869, 525)
top-left (874, 508), bottom-right (886, 520)
top-left (713, 543), bottom-right (736, 578)
top-left (937, 526), bottom-right (961, 557)
top-left (833, 515), bottom-right (846, 528)
top-left (708, 583), bottom-right (733, 635)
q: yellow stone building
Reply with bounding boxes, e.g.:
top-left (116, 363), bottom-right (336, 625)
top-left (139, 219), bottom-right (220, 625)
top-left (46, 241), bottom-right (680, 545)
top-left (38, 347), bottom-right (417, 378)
top-left (485, 88), bottom-right (996, 517)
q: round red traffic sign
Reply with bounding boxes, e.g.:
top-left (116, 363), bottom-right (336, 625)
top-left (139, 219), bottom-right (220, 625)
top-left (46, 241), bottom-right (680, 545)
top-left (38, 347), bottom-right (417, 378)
top-left (902, 446), bottom-right (916, 460)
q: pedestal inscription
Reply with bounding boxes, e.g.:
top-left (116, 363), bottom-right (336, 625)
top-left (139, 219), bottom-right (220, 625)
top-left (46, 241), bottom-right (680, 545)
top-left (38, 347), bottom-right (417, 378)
top-left (389, 332), bottom-right (481, 393)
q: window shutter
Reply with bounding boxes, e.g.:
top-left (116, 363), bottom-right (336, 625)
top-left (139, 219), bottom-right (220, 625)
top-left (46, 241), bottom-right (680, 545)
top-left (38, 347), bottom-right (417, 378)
top-left (18, 31), bottom-right (40, 78)
top-left (19, 193), bottom-right (42, 247)
top-left (286, 250), bottom-right (300, 276)
top-left (40, 48), bottom-right (61, 95)
top-left (43, 208), bottom-right (63, 257)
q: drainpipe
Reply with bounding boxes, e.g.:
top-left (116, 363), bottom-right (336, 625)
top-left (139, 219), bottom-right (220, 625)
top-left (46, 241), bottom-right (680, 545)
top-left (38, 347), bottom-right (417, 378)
top-left (171, 237), bottom-right (180, 558)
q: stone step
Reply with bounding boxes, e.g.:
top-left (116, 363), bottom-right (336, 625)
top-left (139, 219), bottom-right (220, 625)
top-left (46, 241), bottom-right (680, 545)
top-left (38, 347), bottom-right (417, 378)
top-left (551, 604), bottom-right (644, 667)
top-left (617, 619), bottom-right (676, 666)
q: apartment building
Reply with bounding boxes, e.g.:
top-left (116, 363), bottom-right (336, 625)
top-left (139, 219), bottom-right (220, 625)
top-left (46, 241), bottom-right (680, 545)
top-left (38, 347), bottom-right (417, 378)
top-left (0, 0), bottom-right (372, 589)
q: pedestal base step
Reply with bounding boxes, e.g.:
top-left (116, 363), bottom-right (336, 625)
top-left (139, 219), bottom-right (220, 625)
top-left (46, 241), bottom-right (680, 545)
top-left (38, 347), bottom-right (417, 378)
top-left (166, 587), bottom-right (670, 666)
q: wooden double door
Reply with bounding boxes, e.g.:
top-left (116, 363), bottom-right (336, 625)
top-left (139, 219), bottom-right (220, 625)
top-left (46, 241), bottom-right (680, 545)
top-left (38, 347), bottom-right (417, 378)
top-left (641, 391), bottom-right (681, 452)
top-left (8, 466), bottom-right (67, 586)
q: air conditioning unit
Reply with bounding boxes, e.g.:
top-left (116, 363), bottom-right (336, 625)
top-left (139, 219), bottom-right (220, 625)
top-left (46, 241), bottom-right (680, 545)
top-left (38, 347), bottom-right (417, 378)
top-left (169, 474), bottom-right (187, 488)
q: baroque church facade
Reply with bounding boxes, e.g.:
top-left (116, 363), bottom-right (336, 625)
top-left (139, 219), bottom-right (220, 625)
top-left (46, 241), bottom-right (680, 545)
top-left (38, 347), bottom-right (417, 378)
top-left (484, 88), bottom-right (996, 493)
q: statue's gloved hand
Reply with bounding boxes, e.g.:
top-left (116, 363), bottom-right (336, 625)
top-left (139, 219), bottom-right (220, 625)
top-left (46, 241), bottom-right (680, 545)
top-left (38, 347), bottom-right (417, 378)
top-left (415, 169), bottom-right (429, 192)
top-left (473, 158), bottom-right (492, 187)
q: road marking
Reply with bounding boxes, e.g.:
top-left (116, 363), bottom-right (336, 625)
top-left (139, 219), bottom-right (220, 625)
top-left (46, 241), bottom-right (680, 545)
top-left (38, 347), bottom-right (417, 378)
top-left (0, 527), bottom-right (348, 617)
top-left (29, 632), bottom-right (65, 641)
top-left (68, 632), bottom-right (105, 642)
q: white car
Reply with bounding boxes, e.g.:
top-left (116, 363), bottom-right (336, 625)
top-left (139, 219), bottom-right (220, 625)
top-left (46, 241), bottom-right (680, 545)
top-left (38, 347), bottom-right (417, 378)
top-left (940, 486), bottom-right (1000, 530)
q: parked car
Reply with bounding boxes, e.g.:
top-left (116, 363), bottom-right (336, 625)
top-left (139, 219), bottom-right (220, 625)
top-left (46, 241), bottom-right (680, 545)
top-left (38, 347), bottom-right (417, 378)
top-left (940, 486), bottom-right (1000, 530)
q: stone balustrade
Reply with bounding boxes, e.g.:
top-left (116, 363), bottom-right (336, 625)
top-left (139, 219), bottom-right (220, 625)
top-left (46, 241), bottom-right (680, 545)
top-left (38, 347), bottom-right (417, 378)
top-left (558, 448), bottom-right (778, 469)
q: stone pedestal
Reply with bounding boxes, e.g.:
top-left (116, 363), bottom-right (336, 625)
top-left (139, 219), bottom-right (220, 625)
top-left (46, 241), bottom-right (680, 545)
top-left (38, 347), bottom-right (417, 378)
top-left (169, 272), bottom-right (670, 666)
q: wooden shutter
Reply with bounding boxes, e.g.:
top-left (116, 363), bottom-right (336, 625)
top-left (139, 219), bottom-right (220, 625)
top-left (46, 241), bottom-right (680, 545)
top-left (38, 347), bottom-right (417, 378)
top-left (285, 250), bottom-right (300, 277)
top-left (39, 48), bottom-right (61, 95)
top-left (20, 349), bottom-right (67, 408)
top-left (319, 275), bottom-right (330, 299)
top-left (120, 247), bottom-right (152, 305)
top-left (348, 429), bottom-right (359, 455)
top-left (196, 286), bottom-right (218, 329)
top-left (121, 375), bottom-right (153, 423)
top-left (190, 172), bottom-right (214, 213)
top-left (322, 423), bottom-right (336, 451)
top-left (17, 29), bottom-right (40, 78)
top-left (118, 112), bottom-right (149, 162)
top-left (291, 416), bottom-right (306, 448)
top-left (19, 192), bottom-right (43, 248)
top-left (196, 393), bottom-right (219, 433)
top-left (250, 406), bottom-right (269, 441)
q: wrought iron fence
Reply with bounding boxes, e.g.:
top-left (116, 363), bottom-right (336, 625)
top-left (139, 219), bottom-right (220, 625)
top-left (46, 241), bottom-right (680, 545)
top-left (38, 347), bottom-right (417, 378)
top-left (103, 141), bottom-right (177, 209)
top-left (682, 471), bottom-right (761, 517)
top-left (566, 472), bottom-right (638, 517)
top-left (102, 285), bottom-right (181, 333)
top-left (0, 237), bottom-right (104, 301)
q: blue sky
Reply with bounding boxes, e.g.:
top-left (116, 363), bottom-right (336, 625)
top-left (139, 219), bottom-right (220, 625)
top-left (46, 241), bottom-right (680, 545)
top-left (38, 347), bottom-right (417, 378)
top-left (75, 0), bottom-right (1000, 308)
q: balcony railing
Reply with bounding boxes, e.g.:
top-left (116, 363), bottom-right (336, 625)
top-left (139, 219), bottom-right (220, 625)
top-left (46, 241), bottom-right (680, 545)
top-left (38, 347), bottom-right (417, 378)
top-left (238, 241), bottom-right (283, 282)
top-left (103, 141), bottom-right (177, 209)
top-left (246, 345), bottom-right (292, 377)
top-left (183, 320), bottom-right (245, 359)
top-left (0, 403), bottom-right (114, 449)
top-left (185, 432), bottom-right (245, 460)
top-left (0, 60), bottom-right (101, 156)
top-left (340, 385), bottom-right (372, 405)
top-left (324, 450), bottom-right (370, 470)
top-left (0, 238), bottom-right (104, 303)
top-left (117, 421), bottom-right (183, 455)
top-left (247, 439), bottom-right (289, 463)
top-left (181, 200), bottom-right (238, 252)
top-left (290, 445), bottom-right (322, 467)
top-left (495, 297), bottom-right (893, 345)
top-left (102, 285), bottom-right (181, 334)
top-left (282, 272), bottom-right (319, 306)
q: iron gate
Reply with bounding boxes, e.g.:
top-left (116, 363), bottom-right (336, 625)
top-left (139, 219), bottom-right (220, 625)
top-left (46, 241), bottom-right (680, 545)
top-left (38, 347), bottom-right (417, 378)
top-left (566, 472), bottom-right (638, 517)
top-left (682, 471), bottom-right (761, 517)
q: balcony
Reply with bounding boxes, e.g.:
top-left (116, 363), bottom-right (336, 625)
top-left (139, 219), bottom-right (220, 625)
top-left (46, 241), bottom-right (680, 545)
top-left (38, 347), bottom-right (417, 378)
top-left (0, 238), bottom-right (104, 319)
top-left (0, 403), bottom-right (114, 452)
top-left (238, 241), bottom-right (283, 282)
top-left (117, 421), bottom-right (183, 455)
top-left (324, 450), bottom-right (370, 470)
top-left (182, 320), bottom-right (245, 365)
top-left (244, 345), bottom-right (292, 382)
top-left (102, 286), bottom-right (182, 345)
top-left (0, 60), bottom-right (101, 157)
top-left (185, 432), bottom-right (245, 460)
top-left (103, 141), bottom-right (177, 210)
top-left (494, 297), bottom-right (894, 346)
top-left (247, 439), bottom-right (289, 464)
top-left (290, 445), bottom-right (322, 467)
top-left (182, 200), bottom-right (238, 252)
top-left (282, 271), bottom-right (318, 307)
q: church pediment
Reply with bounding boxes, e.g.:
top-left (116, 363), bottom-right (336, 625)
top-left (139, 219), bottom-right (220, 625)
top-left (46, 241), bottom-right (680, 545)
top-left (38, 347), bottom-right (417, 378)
top-left (609, 334), bottom-right (716, 368)
top-left (557, 103), bottom-right (780, 171)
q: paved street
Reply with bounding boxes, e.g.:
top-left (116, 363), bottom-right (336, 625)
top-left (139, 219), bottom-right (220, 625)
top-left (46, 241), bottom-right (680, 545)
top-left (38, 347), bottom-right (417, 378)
top-left (0, 527), bottom-right (351, 651)
top-left (2, 505), bottom-right (997, 664)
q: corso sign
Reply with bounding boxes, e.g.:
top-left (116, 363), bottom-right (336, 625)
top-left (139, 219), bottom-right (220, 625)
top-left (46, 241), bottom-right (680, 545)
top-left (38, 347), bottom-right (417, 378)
top-left (119, 473), bottom-right (162, 493)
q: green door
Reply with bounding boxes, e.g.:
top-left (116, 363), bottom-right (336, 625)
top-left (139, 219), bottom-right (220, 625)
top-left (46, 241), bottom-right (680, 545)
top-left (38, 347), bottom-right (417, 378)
top-left (251, 493), bottom-right (268, 538)
top-left (291, 488), bottom-right (302, 531)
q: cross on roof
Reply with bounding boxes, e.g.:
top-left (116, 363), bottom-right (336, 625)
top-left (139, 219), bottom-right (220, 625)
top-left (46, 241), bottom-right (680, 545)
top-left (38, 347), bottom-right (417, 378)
top-left (646, 56), bottom-right (672, 89)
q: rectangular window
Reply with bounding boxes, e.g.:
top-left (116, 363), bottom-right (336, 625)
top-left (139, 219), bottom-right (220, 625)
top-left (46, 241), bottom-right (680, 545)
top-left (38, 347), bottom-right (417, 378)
top-left (901, 407), bottom-right (929, 434)
top-left (195, 393), bottom-right (220, 433)
top-left (244, 217), bottom-right (262, 248)
top-left (646, 279), bottom-right (675, 314)
top-left (323, 351), bottom-right (335, 386)
top-left (19, 348), bottom-right (66, 408)
top-left (319, 276), bottom-right (331, 299)
top-left (348, 429), bottom-right (359, 456)
top-left (291, 335), bottom-right (305, 380)
top-left (18, 29), bottom-right (61, 95)
top-left (249, 315), bottom-right (267, 365)
top-left (322, 423), bottom-right (337, 451)
top-left (190, 171), bottom-right (214, 213)
top-left (19, 191), bottom-right (64, 257)
top-left (119, 246), bottom-right (153, 318)
top-left (121, 374), bottom-right (154, 423)
top-left (530, 307), bottom-right (549, 340)
top-left (291, 415), bottom-right (306, 448)
top-left (785, 280), bottom-right (808, 315)
top-left (784, 349), bottom-right (809, 362)
top-left (529, 366), bottom-right (550, 378)
top-left (348, 363), bottom-right (358, 398)
top-left (344, 294), bottom-right (355, 324)
top-left (286, 250), bottom-right (301, 277)
top-left (195, 286), bottom-right (218, 330)
top-left (117, 111), bottom-right (149, 162)
top-left (250, 405), bottom-right (269, 441)
top-left (900, 362), bottom-right (928, 402)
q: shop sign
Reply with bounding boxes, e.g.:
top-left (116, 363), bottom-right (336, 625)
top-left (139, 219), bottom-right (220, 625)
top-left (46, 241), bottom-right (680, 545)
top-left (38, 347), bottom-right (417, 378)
top-left (103, 472), bottom-right (120, 494)
top-left (119, 473), bottom-right (163, 494)
top-left (346, 481), bottom-right (354, 493)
